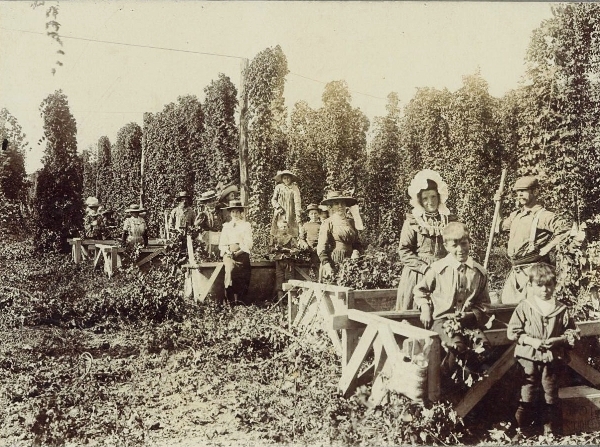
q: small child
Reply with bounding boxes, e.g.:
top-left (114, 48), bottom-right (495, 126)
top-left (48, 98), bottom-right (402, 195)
top-left (271, 219), bottom-right (298, 300)
top-left (413, 222), bottom-right (490, 375)
top-left (298, 203), bottom-right (321, 272)
top-left (507, 263), bottom-right (577, 436)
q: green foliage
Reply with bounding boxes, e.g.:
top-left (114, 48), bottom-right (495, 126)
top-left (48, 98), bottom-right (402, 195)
top-left (337, 246), bottom-right (403, 290)
top-left (109, 122), bottom-right (143, 226)
top-left (33, 90), bottom-right (83, 253)
top-left (246, 45), bottom-right (289, 229)
top-left (199, 74), bottom-right (239, 193)
top-left (363, 92), bottom-right (404, 247)
top-left (143, 96), bottom-right (205, 235)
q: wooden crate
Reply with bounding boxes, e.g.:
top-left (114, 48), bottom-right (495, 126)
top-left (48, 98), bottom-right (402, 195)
top-left (559, 385), bottom-right (600, 435)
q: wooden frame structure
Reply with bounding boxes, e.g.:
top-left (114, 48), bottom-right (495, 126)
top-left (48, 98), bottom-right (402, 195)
top-left (285, 279), bottom-right (600, 418)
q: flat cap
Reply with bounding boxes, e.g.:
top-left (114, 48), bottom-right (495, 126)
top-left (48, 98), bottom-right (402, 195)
top-left (513, 176), bottom-right (539, 191)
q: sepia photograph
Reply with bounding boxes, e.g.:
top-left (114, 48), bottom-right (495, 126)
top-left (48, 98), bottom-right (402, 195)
top-left (1, 1), bottom-right (600, 445)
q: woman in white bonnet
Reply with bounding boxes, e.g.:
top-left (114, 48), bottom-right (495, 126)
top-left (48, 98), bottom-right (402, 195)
top-left (395, 169), bottom-right (456, 310)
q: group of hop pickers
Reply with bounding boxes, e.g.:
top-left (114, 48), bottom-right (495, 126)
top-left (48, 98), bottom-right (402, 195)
top-left (83, 167), bottom-right (574, 435)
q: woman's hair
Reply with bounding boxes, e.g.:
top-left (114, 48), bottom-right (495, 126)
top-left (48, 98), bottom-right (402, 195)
top-left (417, 179), bottom-right (439, 203)
top-left (528, 263), bottom-right (557, 286)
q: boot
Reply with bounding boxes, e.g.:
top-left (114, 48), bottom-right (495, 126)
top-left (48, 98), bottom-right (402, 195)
top-left (515, 402), bottom-right (534, 434)
top-left (543, 403), bottom-right (562, 436)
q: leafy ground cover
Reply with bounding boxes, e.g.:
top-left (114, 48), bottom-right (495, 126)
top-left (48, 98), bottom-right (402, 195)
top-left (1, 238), bottom-right (600, 446)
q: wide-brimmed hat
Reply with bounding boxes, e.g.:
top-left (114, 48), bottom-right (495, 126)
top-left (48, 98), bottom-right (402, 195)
top-left (125, 204), bottom-right (146, 213)
top-left (176, 191), bottom-right (191, 201)
top-left (274, 170), bottom-right (298, 183)
top-left (306, 203), bottom-right (320, 212)
top-left (219, 184), bottom-right (239, 203)
top-left (222, 199), bottom-right (247, 210)
top-left (320, 191), bottom-right (357, 207)
top-left (513, 176), bottom-right (539, 191)
top-left (408, 169), bottom-right (450, 217)
top-left (198, 190), bottom-right (219, 202)
top-left (85, 196), bottom-right (100, 207)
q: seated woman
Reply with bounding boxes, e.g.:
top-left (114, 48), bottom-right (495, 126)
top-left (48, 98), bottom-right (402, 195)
top-left (395, 169), bottom-right (456, 311)
top-left (218, 200), bottom-right (253, 305)
top-left (317, 191), bottom-right (361, 283)
top-left (122, 204), bottom-right (148, 248)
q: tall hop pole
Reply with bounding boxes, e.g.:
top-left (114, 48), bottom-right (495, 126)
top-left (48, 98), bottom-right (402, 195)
top-left (238, 58), bottom-right (249, 206)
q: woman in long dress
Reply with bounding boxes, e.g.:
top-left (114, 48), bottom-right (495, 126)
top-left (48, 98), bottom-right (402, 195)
top-left (271, 170), bottom-right (302, 239)
top-left (317, 191), bottom-right (361, 282)
top-left (395, 169), bottom-right (456, 310)
top-left (219, 200), bottom-right (253, 305)
top-left (122, 204), bottom-right (148, 248)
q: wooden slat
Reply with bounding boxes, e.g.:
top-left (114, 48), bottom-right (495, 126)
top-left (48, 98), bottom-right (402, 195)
top-left (568, 351), bottom-right (600, 387)
top-left (455, 345), bottom-right (517, 418)
top-left (576, 320), bottom-right (600, 337)
top-left (428, 337), bottom-right (441, 402)
top-left (196, 263), bottom-right (224, 303)
top-left (331, 314), bottom-right (365, 331)
top-left (187, 235), bottom-right (196, 266)
top-left (294, 266), bottom-right (313, 281)
top-left (348, 309), bottom-right (438, 340)
top-left (318, 293), bottom-right (343, 354)
top-left (286, 279), bottom-right (352, 294)
top-left (135, 247), bottom-right (165, 267)
top-left (339, 324), bottom-right (378, 397)
top-left (485, 328), bottom-right (512, 346)
top-left (342, 327), bottom-right (362, 369)
top-left (350, 289), bottom-right (397, 301)
top-left (72, 238), bottom-right (81, 264)
top-left (377, 324), bottom-right (402, 362)
top-left (356, 363), bottom-right (375, 388)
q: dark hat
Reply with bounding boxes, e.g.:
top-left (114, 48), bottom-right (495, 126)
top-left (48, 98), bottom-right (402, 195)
top-left (513, 176), bottom-right (539, 191)
top-left (320, 191), bottom-right (357, 207)
top-left (125, 204), bottom-right (146, 213)
top-left (274, 170), bottom-right (298, 183)
top-left (219, 184), bottom-right (239, 203)
top-left (222, 199), bottom-right (247, 210)
top-left (198, 190), bottom-right (219, 202)
top-left (306, 203), bottom-right (320, 212)
top-left (176, 191), bottom-right (191, 200)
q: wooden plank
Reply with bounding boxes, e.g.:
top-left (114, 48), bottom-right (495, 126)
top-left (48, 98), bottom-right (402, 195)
top-left (576, 320), bottom-right (600, 337)
top-left (287, 289), bottom-right (298, 329)
top-left (350, 289), bottom-right (397, 301)
top-left (294, 288), bottom-right (315, 326)
top-left (356, 363), bottom-right (375, 388)
top-left (377, 324), bottom-right (402, 362)
top-left (286, 279), bottom-right (352, 294)
top-left (294, 265), bottom-right (313, 281)
top-left (318, 293), bottom-right (343, 354)
top-left (369, 366), bottom-right (390, 407)
top-left (331, 314), bottom-right (365, 330)
top-left (485, 328), bottom-right (512, 346)
top-left (135, 247), bottom-right (165, 267)
top-left (339, 324), bottom-right (378, 397)
top-left (187, 235), bottom-right (196, 266)
top-left (373, 336), bottom-right (387, 378)
top-left (428, 337), bottom-right (441, 402)
top-left (568, 351), bottom-right (600, 387)
top-left (72, 238), bottom-right (81, 264)
top-left (93, 248), bottom-right (103, 269)
top-left (196, 263), bottom-right (224, 303)
top-left (80, 244), bottom-right (90, 260)
top-left (348, 309), bottom-right (438, 340)
top-left (342, 327), bottom-right (361, 369)
top-left (455, 345), bottom-right (517, 418)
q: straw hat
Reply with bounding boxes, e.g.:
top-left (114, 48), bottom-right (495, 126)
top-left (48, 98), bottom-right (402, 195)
top-left (274, 170), bottom-right (298, 183)
top-left (408, 169), bottom-right (450, 217)
top-left (125, 204), bottom-right (146, 213)
top-left (198, 189), bottom-right (219, 202)
top-left (219, 184), bottom-right (239, 203)
top-left (85, 196), bottom-right (100, 207)
top-left (176, 191), bottom-right (191, 200)
top-left (222, 199), bottom-right (247, 210)
top-left (320, 191), bottom-right (357, 207)
top-left (306, 203), bottom-right (320, 212)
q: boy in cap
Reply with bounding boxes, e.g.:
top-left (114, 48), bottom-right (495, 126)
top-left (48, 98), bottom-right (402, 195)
top-left (414, 222), bottom-right (491, 376)
top-left (298, 203), bottom-right (322, 273)
top-left (495, 176), bottom-right (570, 304)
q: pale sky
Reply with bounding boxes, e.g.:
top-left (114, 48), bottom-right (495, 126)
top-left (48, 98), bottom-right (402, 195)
top-left (0, 1), bottom-right (554, 173)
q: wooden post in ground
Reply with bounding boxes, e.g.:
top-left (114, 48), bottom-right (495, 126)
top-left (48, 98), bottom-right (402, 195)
top-left (72, 238), bottom-right (82, 264)
top-left (238, 58), bottom-right (249, 206)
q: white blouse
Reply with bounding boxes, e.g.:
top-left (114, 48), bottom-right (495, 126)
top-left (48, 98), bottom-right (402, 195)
top-left (219, 220), bottom-right (253, 256)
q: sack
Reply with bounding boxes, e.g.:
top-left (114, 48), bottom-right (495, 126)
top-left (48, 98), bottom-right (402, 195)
top-left (388, 338), bottom-right (431, 402)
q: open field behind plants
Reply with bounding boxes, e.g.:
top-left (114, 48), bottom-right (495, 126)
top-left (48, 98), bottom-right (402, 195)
top-left (1, 237), bottom-right (600, 447)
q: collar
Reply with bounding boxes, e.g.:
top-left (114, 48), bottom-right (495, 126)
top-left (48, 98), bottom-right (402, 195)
top-left (519, 204), bottom-right (543, 215)
top-left (441, 253), bottom-right (474, 270)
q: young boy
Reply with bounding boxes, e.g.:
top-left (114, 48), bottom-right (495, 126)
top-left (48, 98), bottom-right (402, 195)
top-left (271, 219), bottom-right (298, 300)
top-left (413, 222), bottom-right (490, 373)
top-left (298, 203), bottom-right (321, 272)
top-left (507, 263), bottom-right (577, 436)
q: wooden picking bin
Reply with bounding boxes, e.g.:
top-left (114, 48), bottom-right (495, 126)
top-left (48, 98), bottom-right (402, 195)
top-left (559, 385), bottom-right (600, 435)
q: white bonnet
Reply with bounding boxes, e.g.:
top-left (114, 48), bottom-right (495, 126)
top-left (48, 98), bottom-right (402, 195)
top-left (408, 169), bottom-right (450, 217)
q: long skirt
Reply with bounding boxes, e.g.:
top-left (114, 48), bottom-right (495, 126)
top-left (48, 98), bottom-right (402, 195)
top-left (395, 267), bottom-right (425, 311)
top-left (224, 251), bottom-right (251, 305)
top-left (501, 264), bottom-right (535, 304)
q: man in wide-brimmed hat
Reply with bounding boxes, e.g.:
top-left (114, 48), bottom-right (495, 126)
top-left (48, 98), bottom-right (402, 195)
top-left (169, 191), bottom-right (196, 236)
top-left (83, 196), bottom-right (104, 239)
top-left (495, 176), bottom-right (570, 304)
top-left (195, 189), bottom-right (223, 257)
top-left (218, 200), bottom-right (253, 305)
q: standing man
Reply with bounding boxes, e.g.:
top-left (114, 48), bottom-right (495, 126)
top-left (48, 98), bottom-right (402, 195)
top-left (496, 176), bottom-right (570, 304)
top-left (169, 191), bottom-right (196, 237)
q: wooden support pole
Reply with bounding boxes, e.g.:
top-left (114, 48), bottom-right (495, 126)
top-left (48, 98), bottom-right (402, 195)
top-left (72, 238), bottom-right (81, 264)
top-left (238, 58), bottom-right (249, 206)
